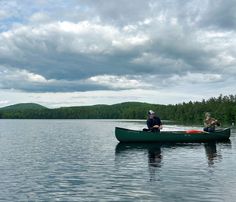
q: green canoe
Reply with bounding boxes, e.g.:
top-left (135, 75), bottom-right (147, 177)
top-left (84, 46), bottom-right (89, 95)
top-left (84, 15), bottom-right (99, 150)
top-left (115, 127), bottom-right (231, 143)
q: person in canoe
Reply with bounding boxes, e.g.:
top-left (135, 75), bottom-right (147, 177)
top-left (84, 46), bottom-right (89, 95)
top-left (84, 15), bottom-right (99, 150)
top-left (203, 112), bottom-right (220, 132)
top-left (143, 110), bottom-right (163, 132)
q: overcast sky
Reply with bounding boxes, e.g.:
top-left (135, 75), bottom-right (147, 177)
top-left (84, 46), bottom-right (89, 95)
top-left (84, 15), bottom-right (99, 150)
top-left (0, 0), bottom-right (236, 107)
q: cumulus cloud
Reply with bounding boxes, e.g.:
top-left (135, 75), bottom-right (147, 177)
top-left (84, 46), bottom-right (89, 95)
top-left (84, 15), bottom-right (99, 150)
top-left (0, 0), bottom-right (236, 105)
top-left (87, 75), bottom-right (151, 89)
top-left (0, 65), bottom-right (152, 92)
top-left (0, 20), bottom-right (152, 81)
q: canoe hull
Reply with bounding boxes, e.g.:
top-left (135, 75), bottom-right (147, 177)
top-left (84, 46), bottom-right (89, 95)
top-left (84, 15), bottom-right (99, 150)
top-left (115, 127), bottom-right (231, 143)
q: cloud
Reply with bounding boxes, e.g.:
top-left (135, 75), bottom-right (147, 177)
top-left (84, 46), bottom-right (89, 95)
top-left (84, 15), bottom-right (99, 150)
top-left (0, 10), bottom-right (8, 20)
top-left (0, 0), bottom-right (236, 106)
top-left (0, 17), bottom-right (235, 92)
top-left (87, 75), bottom-right (151, 90)
top-left (168, 72), bottom-right (223, 84)
top-left (0, 99), bottom-right (9, 105)
top-left (0, 20), bottom-right (151, 81)
top-left (200, 0), bottom-right (236, 30)
top-left (0, 65), bottom-right (152, 92)
top-left (29, 12), bottom-right (51, 24)
top-left (0, 65), bottom-right (108, 92)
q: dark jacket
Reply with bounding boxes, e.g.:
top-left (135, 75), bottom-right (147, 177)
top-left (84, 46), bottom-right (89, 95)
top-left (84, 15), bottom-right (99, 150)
top-left (147, 116), bottom-right (162, 131)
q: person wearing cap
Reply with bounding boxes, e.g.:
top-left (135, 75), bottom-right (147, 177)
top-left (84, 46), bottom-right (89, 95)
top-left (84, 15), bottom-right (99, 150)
top-left (146, 110), bottom-right (163, 132)
top-left (203, 112), bottom-right (220, 132)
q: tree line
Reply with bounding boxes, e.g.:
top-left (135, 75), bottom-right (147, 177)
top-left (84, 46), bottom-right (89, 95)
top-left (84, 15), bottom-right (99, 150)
top-left (0, 94), bottom-right (235, 125)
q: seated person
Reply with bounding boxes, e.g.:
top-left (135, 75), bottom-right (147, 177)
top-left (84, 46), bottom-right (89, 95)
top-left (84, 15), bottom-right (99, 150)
top-left (203, 112), bottom-right (220, 132)
top-left (144, 110), bottom-right (163, 132)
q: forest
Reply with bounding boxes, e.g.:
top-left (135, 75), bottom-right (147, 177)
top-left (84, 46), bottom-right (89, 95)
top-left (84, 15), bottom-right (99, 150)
top-left (0, 94), bottom-right (235, 125)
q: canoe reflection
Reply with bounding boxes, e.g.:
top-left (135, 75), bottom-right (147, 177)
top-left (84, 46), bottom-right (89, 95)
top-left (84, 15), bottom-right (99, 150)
top-left (115, 143), bottom-right (162, 181)
top-left (204, 140), bottom-right (231, 166)
top-left (115, 143), bottom-right (162, 166)
top-left (147, 145), bottom-right (162, 168)
top-left (115, 141), bottom-right (232, 180)
top-left (147, 145), bottom-right (162, 181)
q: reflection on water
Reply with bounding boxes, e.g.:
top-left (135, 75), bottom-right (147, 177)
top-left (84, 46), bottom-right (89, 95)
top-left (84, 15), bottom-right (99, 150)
top-left (115, 143), bottom-right (163, 181)
top-left (115, 140), bottom-right (232, 181)
top-left (148, 145), bottom-right (162, 168)
top-left (0, 120), bottom-right (235, 201)
top-left (204, 142), bottom-right (218, 166)
top-left (204, 140), bottom-right (231, 166)
top-left (147, 145), bottom-right (162, 181)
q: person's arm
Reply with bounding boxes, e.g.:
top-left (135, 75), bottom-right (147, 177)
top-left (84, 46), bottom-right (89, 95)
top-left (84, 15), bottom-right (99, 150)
top-left (204, 119), bottom-right (207, 127)
top-left (204, 118), bottom-right (211, 127)
top-left (210, 118), bottom-right (220, 126)
top-left (153, 117), bottom-right (163, 129)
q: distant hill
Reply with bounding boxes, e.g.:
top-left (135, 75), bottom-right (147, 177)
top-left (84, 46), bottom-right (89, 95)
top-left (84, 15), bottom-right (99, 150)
top-left (0, 103), bottom-right (47, 110)
top-left (0, 101), bottom-right (163, 120)
top-left (0, 95), bottom-right (235, 125)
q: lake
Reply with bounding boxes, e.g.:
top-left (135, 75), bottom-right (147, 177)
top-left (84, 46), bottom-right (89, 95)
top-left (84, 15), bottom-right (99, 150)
top-left (0, 120), bottom-right (235, 201)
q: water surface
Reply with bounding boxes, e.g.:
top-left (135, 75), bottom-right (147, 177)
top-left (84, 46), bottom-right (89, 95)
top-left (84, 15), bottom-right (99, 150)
top-left (0, 120), bottom-right (235, 201)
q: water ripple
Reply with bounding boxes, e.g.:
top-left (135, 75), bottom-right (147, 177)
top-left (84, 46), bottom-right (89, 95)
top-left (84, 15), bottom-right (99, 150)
top-left (0, 120), bottom-right (235, 201)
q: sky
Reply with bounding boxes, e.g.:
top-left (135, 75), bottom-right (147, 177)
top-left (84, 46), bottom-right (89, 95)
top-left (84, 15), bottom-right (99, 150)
top-left (0, 0), bottom-right (236, 108)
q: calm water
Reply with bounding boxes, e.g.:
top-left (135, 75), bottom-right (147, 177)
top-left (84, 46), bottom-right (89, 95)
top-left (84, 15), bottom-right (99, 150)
top-left (0, 120), bottom-right (236, 201)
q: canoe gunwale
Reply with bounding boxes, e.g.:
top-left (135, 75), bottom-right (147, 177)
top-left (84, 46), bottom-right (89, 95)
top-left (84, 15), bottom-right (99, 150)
top-left (115, 127), bottom-right (231, 143)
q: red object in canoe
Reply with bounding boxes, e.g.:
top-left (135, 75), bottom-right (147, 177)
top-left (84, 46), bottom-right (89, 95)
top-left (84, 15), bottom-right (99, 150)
top-left (186, 130), bottom-right (204, 134)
